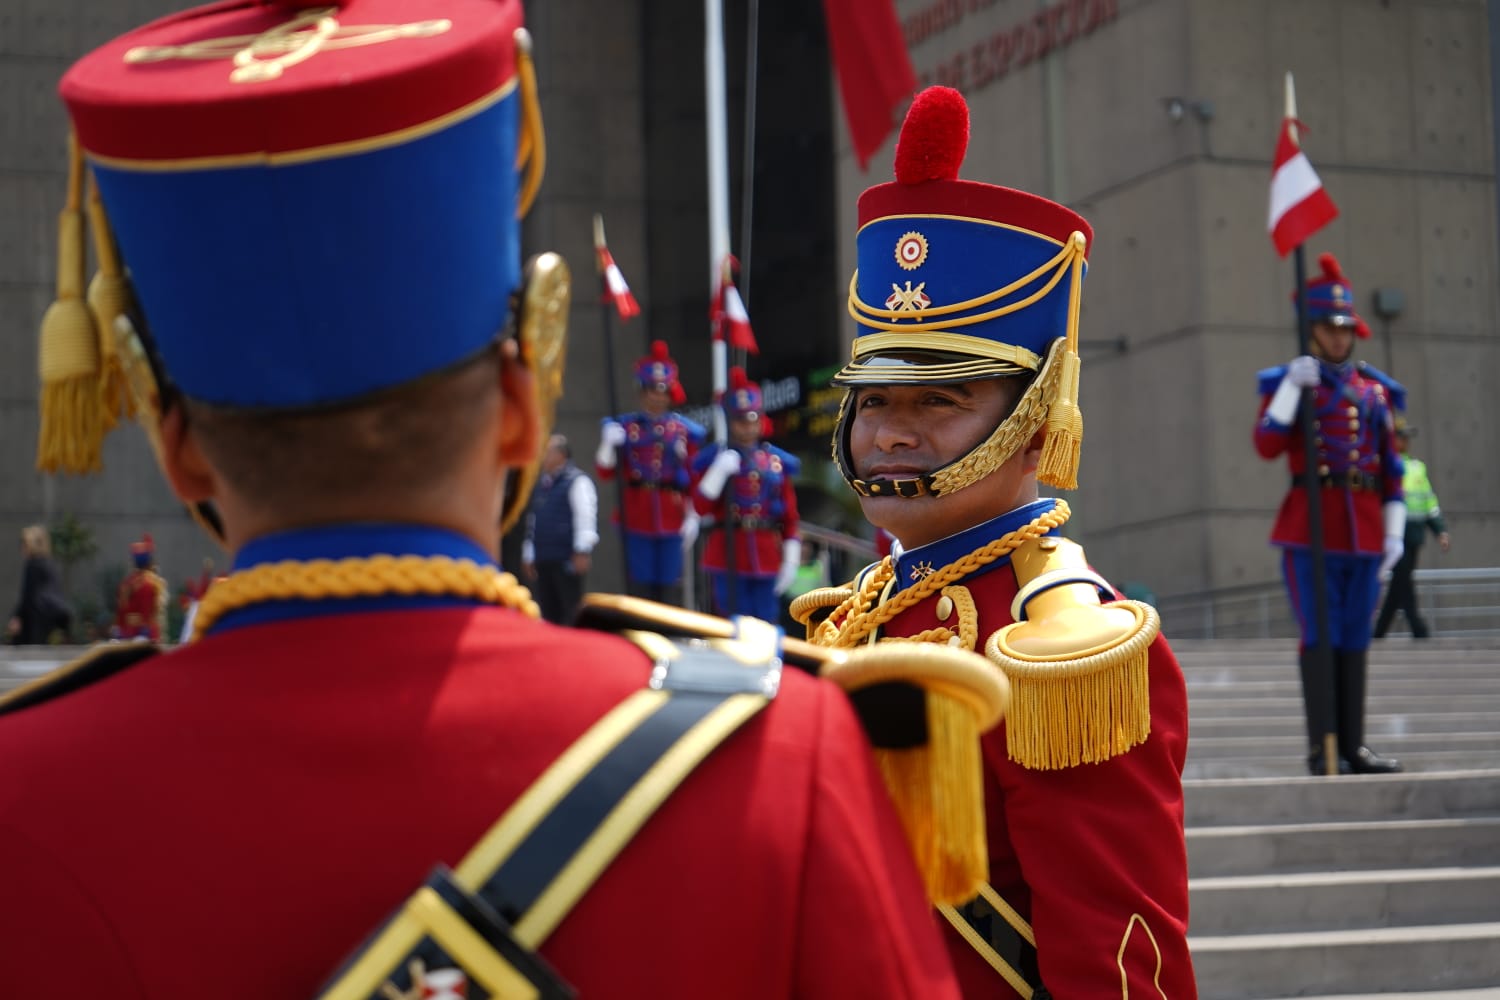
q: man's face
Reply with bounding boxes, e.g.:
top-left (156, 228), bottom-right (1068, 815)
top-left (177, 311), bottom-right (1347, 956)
top-left (641, 385), bottom-right (671, 416)
top-left (1310, 321), bottom-right (1356, 364)
top-left (729, 413), bottom-right (761, 448)
top-left (541, 440), bottom-right (567, 474)
top-left (849, 378), bottom-right (1032, 550)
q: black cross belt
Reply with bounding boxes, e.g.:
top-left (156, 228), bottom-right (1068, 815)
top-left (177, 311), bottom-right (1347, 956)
top-left (314, 625), bottom-right (782, 1000)
top-left (939, 886), bottom-right (1049, 999)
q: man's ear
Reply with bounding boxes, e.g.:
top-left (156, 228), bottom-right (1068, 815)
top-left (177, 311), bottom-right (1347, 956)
top-left (1019, 427), bottom-right (1047, 476)
top-left (157, 405), bottom-right (218, 504)
top-left (497, 338), bottom-right (541, 469)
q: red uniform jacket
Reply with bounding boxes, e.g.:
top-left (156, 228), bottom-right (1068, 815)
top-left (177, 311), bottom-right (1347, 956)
top-left (693, 442), bottom-right (800, 578)
top-left (113, 568), bottom-right (167, 641)
top-left (1254, 361), bottom-right (1404, 556)
top-left (846, 502), bottom-right (1195, 998)
top-left (598, 412), bottom-right (706, 537)
top-left (0, 607), bottom-right (958, 998)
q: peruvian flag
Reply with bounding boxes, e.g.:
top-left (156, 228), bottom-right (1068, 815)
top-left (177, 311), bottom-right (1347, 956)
top-left (713, 257), bottom-right (758, 355)
top-left (1268, 78), bottom-right (1338, 257)
top-left (593, 215), bottom-right (641, 320)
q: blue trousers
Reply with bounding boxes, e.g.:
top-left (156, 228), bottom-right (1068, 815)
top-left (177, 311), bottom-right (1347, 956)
top-left (709, 573), bottom-right (779, 623)
top-left (625, 534), bottom-right (684, 587)
top-left (1280, 548), bottom-right (1382, 651)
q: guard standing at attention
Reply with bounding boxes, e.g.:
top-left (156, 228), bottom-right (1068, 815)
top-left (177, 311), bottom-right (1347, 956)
top-left (1255, 253), bottom-right (1406, 774)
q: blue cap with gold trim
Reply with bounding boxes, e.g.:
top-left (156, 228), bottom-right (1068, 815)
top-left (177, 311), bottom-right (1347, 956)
top-left (37, 0), bottom-right (547, 474)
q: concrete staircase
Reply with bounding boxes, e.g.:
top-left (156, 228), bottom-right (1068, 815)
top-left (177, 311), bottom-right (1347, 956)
top-left (1179, 637), bottom-right (1500, 999)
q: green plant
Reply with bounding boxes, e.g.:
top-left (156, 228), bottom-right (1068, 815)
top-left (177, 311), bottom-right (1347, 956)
top-left (49, 512), bottom-right (98, 596)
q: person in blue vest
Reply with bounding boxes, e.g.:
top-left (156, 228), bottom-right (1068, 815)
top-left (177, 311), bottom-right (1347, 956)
top-left (596, 341), bottom-right (707, 602)
top-left (692, 368), bottom-right (801, 621)
top-left (523, 434), bottom-right (599, 625)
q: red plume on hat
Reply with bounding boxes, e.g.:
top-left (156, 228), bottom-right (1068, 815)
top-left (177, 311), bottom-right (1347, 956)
top-left (893, 86), bottom-right (970, 185)
top-left (1300, 251), bottom-right (1370, 338)
top-left (636, 340), bottom-right (685, 404)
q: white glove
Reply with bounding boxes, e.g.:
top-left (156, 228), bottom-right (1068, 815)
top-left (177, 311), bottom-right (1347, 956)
top-left (774, 538), bottom-right (802, 596)
top-left (1379, 500), bottom-right (1406, 579)
top-left (697, 449), bottom-right (742, 500)
top-left (1265, 356), bottom-right (1320, 425)
top-left (680, 509), bottom-right (700, 550)
top-left (596, 421), bottom-right (626, 469)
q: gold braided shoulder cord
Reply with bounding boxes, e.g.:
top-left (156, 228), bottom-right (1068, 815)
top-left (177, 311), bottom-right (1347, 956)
top-left (190, 554), bottom-right (540, 640)
top-left (814, 501), bottom-right (1071, 649)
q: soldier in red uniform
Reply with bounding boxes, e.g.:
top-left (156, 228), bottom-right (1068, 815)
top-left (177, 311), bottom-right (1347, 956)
top-left (692, 367), bottom-right (802, 620)
top-left (0, 4), bottom-right (963, 997)
top-left (1254, 252), bottom-right (1406, 775)
top-left (596, 341), bottom-right (707, 602)
top-left (792, 87), bottom-right (1196, 997)
top-left (111, 534), bottom-right (167, 641)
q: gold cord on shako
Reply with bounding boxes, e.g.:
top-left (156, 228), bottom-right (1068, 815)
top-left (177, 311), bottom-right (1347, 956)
top-left (190, 556), bottom-right (540, 641)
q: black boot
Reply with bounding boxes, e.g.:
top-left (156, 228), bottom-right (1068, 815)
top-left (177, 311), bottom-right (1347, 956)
top-left (1336, 649), bottom-right (1403, 773)
top-left (1299, 647), bottom-right (1341, 776)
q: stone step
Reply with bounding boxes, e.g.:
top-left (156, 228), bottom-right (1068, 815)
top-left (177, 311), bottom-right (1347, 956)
top-left (1187, 695), bottom-right (1500, 717)
top-left (1294, 991), bottom-right (1500, 1000)
top-left (1183, 771), bottom-right (1500, 827)
top-left (1189, 713), bottom-right (1500, 740)
top-left (1185, 753), bottom-right (1500, 780)
top-left (1182, 661), bottom-right (1500, 681)
top-left (1188, 817), bottom-right (1500, 878)
top-left (1187, 678), bottom-right (1500, 697)
top-left (1189, 866), bottom-right (1500, 934)
top-left (1186, 732), bottom-right (1500, 760)
top-left (1189, 921), bottom-right (1500, 999)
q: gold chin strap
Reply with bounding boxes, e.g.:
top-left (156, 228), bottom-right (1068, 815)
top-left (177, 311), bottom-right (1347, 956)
top-left (513, 28), bottom-right (545, 218)
top-left (500, 251), bottom-right (572, 536)
top-left (833, 336), bottom-right (1066, 501)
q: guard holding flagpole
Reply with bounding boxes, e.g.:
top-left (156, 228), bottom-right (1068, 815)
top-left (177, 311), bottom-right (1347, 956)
top-left (693, 367), bottom-right (801, 621)
top-left (596, 341), bottom-right (706, 603)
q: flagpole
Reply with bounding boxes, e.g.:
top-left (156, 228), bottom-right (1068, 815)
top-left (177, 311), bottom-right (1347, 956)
top-left (1286, 74), bottom-right (1339, 777)
top-left (736, 0), bottom-right (760, 373)
top-left (594, 214), bottom-right (632, 593)
top-left (706, 0), bottom-right (739, 615)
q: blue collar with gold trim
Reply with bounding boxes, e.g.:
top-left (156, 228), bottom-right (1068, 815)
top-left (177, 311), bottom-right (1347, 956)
top-left (893, 498), bottom-right (1061, 587)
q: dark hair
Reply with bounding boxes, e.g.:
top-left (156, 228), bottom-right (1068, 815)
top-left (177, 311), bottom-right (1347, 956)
top-left (185, 345), bottom-right (501, 511)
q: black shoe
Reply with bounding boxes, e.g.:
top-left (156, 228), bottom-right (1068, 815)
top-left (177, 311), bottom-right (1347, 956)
top-left (1307, 751), bottom-right (1352, 776)
top-left (1347, 746), bottom-right (1403, 773)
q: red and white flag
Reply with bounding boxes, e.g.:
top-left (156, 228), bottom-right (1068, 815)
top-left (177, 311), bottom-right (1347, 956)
top-left (712, 257), bottom-right (758, 355)
top-left (592, 215), bottom-right (640, 320)
top-left (1268, 75), bottom-right (1338, 257)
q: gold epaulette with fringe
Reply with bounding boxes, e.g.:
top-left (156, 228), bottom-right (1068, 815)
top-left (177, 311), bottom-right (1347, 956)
top-left (0, 642), bottom-right (159, 718)
top-left (788, 585), bottom-right (856, 640)
top-left (984, 536), bottom-right (1158, 771)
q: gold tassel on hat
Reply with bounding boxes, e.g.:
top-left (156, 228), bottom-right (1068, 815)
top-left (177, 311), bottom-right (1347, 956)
top-left (37, 132), bottom-right (106, 475)
top-left (820, 642), bottom-right (1010, 906)
top-left (1037, 232), bottom-right (1087, 490)
top-left (86, 169), bottom-right (135, 425)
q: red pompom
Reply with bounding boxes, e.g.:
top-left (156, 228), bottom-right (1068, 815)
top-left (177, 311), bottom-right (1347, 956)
top-left (1318, 253), bottom-right (1344, 281)
top-left (729, 366), bottom-right (749, 390)
top-left (893, 86), bottom-right (970, 185)
top-left (650, 339), bottom-right (670, 361)
top-left (670, 382), bottom-right (687, 406)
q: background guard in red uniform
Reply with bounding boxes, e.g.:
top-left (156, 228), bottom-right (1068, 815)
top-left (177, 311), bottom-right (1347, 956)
top-left (111, 533), bottom-right (166, 642)
top-left (1254, 253), bottom-right (1406, 775)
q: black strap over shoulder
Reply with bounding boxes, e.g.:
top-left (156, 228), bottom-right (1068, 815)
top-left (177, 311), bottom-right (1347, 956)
top-left (0, 643), bottom-right (159, 718)
top-left (315, 617), bottom-right (783, 1000)
top-left (939, 884), bottom-right (1049, 998)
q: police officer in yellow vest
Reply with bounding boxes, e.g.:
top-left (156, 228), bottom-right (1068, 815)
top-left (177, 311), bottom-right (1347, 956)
top-left (1374, 418), bottom-right (1450, 639)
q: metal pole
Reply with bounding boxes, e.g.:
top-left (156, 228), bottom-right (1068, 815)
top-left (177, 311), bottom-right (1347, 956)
top-left (1295, 244), bottom-right (1339, 776)
top-left (706, 0), bottom-right (737, 614)
top-left (736, 0), bottom-right (760, 374)
top-left (595, 216), bottom-right (632, 594)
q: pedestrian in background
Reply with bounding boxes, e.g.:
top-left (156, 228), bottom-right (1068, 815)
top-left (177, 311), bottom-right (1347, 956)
top-left (1375, 419), bottom-right (1450, 639)
top-left (6, 524), bottom-right (72, 645)
top-left (523, 434), bottom-right (599, 625)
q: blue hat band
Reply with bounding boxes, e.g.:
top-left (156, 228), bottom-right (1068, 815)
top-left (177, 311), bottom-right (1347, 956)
top-left (850, 216), bottom-right (1086, 366)
top-left (93, 89), bottom-right (522, 408)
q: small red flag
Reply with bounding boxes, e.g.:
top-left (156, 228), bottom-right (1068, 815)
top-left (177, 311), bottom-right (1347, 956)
top-left (821, 0), bottom-right (916, 170)
top-left (596, 244), bottom-right (641, 320)
top-left (712, 257), bottom-right (758, 355)
top-left (1268, 117), bottom-right (1338, 258)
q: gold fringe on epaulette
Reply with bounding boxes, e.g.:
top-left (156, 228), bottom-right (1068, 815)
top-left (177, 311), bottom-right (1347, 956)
top-left (37, 132), bottom-right (106, 475)
top-left (85, 170), bottom-right (134, 425)
top-left (1036, 233), bottom-right (1087, 491)
top-left (985, 601), bottom-right (1158, 770)
top-left (873, 692), bottom-right (989, 905)
top-left (789, 585), bottom-right (855, 640)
